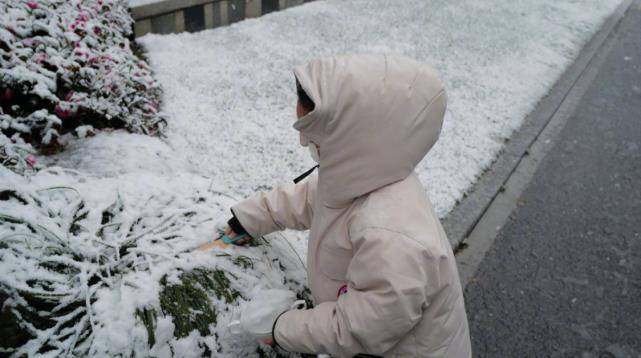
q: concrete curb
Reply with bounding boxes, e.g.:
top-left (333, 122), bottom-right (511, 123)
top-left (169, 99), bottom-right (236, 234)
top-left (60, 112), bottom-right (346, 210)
top-left (443, 0), bottom-right (635, 251)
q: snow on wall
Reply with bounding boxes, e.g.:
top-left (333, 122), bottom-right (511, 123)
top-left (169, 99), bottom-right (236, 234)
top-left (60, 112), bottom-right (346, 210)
top-left (129, 0), bottom-right (162, 7)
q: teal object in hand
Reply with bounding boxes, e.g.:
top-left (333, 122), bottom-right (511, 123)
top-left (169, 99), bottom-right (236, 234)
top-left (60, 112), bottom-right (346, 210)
top-left (222, 233), bottom-right (247, 244)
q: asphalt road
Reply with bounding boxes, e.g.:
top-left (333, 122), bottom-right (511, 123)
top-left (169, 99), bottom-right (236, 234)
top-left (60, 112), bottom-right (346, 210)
top-left (463, 5), bottom-right (641, 358)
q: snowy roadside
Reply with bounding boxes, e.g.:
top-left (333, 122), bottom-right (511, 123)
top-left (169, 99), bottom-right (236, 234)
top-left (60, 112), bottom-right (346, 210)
top-left (31, 0), bottom-right (624, 356)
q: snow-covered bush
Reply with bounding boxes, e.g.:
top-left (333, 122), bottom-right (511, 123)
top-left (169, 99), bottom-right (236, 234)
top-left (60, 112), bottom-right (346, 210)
top-left (1, 2), bottom-right (313, 357)
top-left (0, 0), bottom-right (166, 154)
top-left (0, 132), bottom-right (40, 175)
top-left (0, 167), bottom-right (308, 357)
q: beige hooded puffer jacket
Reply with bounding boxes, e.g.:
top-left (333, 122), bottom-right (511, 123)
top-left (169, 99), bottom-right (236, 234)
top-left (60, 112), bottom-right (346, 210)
top-left (231, 54), bottom-right (471, 357)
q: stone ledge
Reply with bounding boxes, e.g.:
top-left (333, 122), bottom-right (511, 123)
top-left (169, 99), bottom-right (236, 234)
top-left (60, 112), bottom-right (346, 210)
top-left (131, 0), bottom-right (314, 37)
top-left (131, 0), bottom-right (213, 20)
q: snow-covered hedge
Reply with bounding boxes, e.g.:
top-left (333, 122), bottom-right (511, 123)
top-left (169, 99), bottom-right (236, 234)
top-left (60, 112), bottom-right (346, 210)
top-left (0, 0), bottom-right (166, 155)
top-left (0, 133), bottom-right (40, 175)
top-left (0, 167), bottom-right (308, 356)
top-left (0, 2), bottom-right (311, 357)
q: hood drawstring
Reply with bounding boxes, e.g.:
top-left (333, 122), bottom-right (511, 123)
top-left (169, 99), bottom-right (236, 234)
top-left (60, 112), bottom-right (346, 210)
top-left (293, 165), bottom-right (319, 184)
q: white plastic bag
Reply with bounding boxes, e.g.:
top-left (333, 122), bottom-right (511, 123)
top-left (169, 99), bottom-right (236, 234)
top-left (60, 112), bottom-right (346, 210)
top-left (229, 288), bottom-right (306, 339)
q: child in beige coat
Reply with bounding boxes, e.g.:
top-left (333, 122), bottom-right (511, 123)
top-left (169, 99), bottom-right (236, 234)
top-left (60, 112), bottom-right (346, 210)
top-left (225, 54), bottom-right (471, 358)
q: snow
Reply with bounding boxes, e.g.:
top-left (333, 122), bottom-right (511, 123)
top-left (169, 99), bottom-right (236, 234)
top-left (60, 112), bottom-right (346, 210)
top-left (128, 0), bottom-right (161, 7)
top-left (2, 0), bottom-right (625, 356)
top-left (0, 164), bottom-right (309, 356)
top-left (135, 0), bottom-right (622, 218)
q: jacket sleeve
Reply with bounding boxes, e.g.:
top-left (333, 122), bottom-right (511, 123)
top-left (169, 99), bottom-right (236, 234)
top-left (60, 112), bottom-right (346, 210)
top-left (274, 227), bottom-right (437, 357)
top-left (230, 172), bottom-right (317, 239)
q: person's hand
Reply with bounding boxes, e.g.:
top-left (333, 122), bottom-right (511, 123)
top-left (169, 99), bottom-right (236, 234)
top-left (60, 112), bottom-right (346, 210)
top-left (224, 226), bottom-right (252, 245)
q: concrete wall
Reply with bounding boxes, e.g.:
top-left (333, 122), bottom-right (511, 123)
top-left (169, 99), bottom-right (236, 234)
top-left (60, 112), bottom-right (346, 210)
top-left (132, 0), bottom-right (315, 37)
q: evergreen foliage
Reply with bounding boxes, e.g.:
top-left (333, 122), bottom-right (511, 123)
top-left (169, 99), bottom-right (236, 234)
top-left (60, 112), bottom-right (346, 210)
top-left (0, 167), bottom-right (310, 356)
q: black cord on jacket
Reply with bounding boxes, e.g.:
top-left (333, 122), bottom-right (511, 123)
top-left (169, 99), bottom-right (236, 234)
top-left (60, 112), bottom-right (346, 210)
top-left (293, 165), bottom-right (319, 184)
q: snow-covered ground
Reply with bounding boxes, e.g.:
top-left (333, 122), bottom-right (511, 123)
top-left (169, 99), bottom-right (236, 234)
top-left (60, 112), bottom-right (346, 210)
top-left (34, 0), bottom-right (623, 355)
top-left (134, 0), bottom-right (621, 217)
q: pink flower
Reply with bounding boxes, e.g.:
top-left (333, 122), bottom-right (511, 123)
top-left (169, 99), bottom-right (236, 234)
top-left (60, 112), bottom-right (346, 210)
top-left (145, 103), bottom-right (157, 113)
top-left (71, 20), bottom-right (86, 31)
top-left (34, 52), bottom-right (47, 64)
top-left (55, 105), bottom-right (72, 119)
top-left (75, 51), bottom-right (89, 59)
top-left (25, 155), bottom-right (37, 167)
top-left (93, 26), bottom-right (102, 35)
top-left (77, 13), bottom-right (89, 22)
top-left (26, 0), bottom-right (37, 10)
